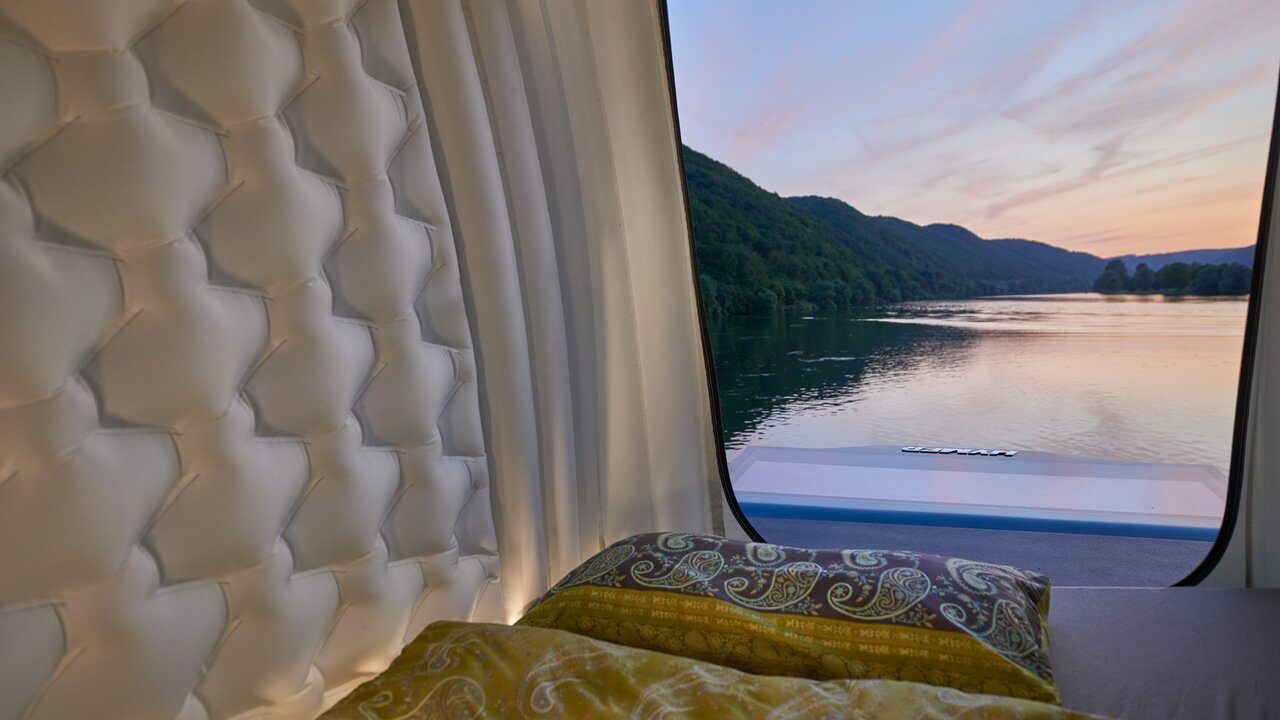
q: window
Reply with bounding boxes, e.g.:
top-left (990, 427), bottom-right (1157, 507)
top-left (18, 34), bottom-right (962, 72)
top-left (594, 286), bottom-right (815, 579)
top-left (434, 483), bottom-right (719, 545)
top-left (665, 0), bottom-right (1280, 585)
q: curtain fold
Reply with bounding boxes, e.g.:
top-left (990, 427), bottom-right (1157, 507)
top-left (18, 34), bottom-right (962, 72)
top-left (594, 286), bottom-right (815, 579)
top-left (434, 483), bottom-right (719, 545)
top-left (399, 0), bottom-right (730, 620)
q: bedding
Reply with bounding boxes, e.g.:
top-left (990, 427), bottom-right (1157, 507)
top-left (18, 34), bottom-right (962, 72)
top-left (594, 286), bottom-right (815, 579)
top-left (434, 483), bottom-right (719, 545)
top-left (517, 532), bottom-right (1059, 703)
top-left (321, 620), bottom-right (1104, 719)
top-left (1050, 587), bottom-right (1280, 720)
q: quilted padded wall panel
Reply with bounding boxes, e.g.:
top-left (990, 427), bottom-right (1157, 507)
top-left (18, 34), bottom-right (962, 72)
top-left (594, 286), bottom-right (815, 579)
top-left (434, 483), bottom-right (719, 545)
top-left (0, 1), bottom-right (500, 718)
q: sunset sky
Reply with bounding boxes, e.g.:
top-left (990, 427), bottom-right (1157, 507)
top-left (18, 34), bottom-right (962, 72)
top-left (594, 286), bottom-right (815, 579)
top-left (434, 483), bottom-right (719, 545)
top-left (668, 0), bottom-right (1280, 256)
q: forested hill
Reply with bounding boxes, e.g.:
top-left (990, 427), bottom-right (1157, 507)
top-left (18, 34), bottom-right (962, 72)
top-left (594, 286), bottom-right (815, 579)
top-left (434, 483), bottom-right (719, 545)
top-left (794, 199), bottom-right (1105, 296)
top-left (684, 146), bottom-right (1107, 315)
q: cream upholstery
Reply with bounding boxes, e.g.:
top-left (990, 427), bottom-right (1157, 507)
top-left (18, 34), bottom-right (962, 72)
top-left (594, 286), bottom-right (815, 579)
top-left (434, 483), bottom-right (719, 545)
top-left (0, 1), bottom-right (499, 718)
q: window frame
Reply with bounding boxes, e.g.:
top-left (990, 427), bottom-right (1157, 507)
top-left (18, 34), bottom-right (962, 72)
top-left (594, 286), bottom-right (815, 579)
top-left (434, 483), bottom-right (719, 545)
top-left (657, 0), bottom-right (1280, 585)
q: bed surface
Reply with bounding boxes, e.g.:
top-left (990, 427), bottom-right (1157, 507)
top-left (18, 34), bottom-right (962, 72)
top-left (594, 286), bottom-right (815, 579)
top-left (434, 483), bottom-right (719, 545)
top-left (1051, 587), bottom-right (1280, 719)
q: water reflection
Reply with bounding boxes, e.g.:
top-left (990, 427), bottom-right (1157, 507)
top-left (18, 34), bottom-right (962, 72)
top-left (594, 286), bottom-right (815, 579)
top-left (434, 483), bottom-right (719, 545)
top-left (711, 294), bottom-right (1247, 475)
top-left (709, 312), bottom-right (980, 446)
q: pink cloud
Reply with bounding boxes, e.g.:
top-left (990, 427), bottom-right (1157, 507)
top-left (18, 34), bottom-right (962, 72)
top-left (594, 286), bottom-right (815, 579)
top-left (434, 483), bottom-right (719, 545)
top-left (856, 2), bottom-right (1109, 164)
top-left (982, 128), bottom-right (1268, 219)
top-left (894, 0), bottom-right (1009, 87)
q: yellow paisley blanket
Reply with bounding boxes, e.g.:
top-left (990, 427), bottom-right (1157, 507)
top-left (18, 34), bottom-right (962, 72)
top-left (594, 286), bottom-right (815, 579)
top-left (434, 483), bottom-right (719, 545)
top-left (322, 621), bottom-right (1109, 720)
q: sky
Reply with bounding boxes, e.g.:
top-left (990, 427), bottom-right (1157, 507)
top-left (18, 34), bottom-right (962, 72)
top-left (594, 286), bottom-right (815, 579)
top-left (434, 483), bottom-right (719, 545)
top-left (668, 0), bottom-right (1280, 256)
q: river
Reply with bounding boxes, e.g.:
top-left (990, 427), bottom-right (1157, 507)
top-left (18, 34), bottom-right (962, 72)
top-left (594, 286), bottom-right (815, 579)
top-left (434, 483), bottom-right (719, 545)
top-left (710, 294), bottom-right (1249, 476)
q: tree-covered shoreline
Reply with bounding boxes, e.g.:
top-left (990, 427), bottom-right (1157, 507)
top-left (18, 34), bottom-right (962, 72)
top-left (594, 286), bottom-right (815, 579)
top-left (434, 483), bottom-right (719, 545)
top-left (1092, 259), bottom-right (1251, 296)
top-left (684, 145), bottom-right (1252, 315)
top-left (684, 147), bottom-right (1106, 316)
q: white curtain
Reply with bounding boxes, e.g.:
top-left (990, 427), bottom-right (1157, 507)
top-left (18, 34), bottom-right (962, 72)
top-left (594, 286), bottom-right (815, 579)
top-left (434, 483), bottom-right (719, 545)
top-left (398, 0), bottom-right (734, 621)
top-left (1205, 127), bottom-right (1280, 588)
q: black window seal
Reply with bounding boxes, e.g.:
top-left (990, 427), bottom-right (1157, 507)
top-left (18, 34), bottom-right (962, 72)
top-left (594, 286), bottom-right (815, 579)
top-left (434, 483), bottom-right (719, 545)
top-left (658, 0), bottom-right (765, 543)
top-left (1176, 69), bottom-right (1280, 586)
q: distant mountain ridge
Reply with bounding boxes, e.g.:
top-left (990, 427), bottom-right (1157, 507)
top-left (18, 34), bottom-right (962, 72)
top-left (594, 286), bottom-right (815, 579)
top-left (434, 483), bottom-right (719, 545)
top-left (811, 205), bottom-right (1107, 293)
top-left (682, 146), bottom-right (1251, 315)
top-left (1112, 246), bottom-right (1255, 271)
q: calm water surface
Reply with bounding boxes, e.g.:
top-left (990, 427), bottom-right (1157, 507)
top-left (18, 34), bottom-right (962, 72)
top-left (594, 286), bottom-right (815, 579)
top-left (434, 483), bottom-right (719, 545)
top-left (711, 294), bottom-right (1248, 476)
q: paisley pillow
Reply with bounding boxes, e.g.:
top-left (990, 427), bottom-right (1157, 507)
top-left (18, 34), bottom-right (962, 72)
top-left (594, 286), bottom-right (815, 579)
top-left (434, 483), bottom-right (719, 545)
top-left (517, 532), bottom-right (1059, 703)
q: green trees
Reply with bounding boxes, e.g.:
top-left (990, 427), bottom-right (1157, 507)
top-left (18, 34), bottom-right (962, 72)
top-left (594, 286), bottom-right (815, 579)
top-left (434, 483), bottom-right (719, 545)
top-left (683, 147), bottom-right (862, 315)
top-left (752, 288), bottom-right (779, 314)
top-left (1155, 263), bottom-right (1192, 291)
top-left (684, 147), bottom-right (942, 315)
top-left (1092, 261), bottom-right (1251, 296)
top-left (699, 274), bottom-right (723, 317)
top-left (1131, 263), bottom-right (1155, 292)
top-left (809, 280), bottom-right (838, 310)
top-left (1218, 263), bottom-right (1251, 295)
top-left (1092, 260), bottom-right (1130, 292)
top-left (1191, 265), bottom-right (1222, 295)
top-left (850, 277), bottom-right (878, 306)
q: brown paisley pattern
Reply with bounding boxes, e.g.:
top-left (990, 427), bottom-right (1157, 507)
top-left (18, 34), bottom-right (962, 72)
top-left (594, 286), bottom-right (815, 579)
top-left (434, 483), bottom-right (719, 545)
top-left (947, 557), bottom-right (1045, 595)
top-left (630, 548), bottom-right (725, 588)
top-left (724, 560), bottom-right (823, 609)
top-left (943, 599), bottom-right (1042, 658)
top-left (519, 532), bottom-right (1059, 703)
top-left (842, 548), bottom-right (919, 570)
top-left (547, 542), bottom-right (634, 592)
top-left (655, 532), bottom-right (703, 552)
top-left (827, 565), bottom-right (932, 620)
top-left (746, 541), bottom-right (787, 565)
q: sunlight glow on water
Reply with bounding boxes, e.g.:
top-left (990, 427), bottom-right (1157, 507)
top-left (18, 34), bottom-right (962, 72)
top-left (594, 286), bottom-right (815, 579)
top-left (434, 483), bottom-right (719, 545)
top-left (713, 294), bottom-right (1248, 476)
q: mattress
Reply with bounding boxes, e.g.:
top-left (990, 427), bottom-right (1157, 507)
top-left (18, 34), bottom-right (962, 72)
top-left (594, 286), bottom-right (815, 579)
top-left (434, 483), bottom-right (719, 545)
top-left (1051, 588), bottom-right (1280, 719)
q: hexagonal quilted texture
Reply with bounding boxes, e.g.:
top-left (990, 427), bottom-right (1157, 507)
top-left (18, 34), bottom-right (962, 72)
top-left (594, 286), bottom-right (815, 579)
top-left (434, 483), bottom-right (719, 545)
top-left (0, 1), bottom-right (498, 718)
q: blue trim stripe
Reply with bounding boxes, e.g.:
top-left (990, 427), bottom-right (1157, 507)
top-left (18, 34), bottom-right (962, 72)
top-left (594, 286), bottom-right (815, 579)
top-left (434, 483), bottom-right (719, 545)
top-left (738, 500), bottom-right (1218, 542)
